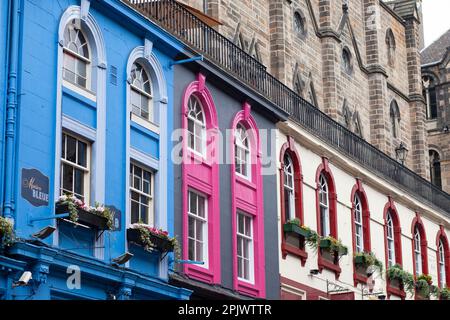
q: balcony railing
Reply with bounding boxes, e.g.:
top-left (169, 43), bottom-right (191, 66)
top-left (122, 0), bottom-right (450, 216)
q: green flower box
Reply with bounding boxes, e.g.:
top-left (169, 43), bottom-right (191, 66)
top-left (283, 223), bottom-right (311, 238)
top-left (319, 239), bottom-right (348, 256)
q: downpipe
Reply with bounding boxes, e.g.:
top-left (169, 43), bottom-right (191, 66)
top-left (3, 0), bottom-right (21, 220)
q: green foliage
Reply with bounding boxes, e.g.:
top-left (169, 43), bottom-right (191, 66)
top-left (439, 287), bottom-right (450, 300)
top-left (133, 225), bottom-right (181, 260)
top-left (57, 195), bottom-right (114, 230)
top-left (0, 216), bottom-right (15, 247)
top-left (354, 251), bottom-right (383, 273)
top-left (320, 236), bottom-right (348, 256)
top-left (386, 264), bottom-right (415, 296)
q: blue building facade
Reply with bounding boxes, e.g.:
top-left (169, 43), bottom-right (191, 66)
top-left (0, 0), bottom-right (192, 300)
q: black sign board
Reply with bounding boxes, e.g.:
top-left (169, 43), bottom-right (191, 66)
top-left (21, 168), bottom-right (49, 207)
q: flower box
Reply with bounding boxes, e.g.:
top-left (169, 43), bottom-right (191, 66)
top-left (283, 223), bottom-right (311, 238)
top-left (319, 239), bottom-right (348, 256)
top-left (127, 228), bottom-right (174, 253)
top-left (56, 203), bottom-right (109, 230)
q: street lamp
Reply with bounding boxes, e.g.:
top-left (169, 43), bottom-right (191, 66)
top-left (395, 142), bottom-right (408, 165)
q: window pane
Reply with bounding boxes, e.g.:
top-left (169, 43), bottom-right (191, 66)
top-left (196, 241), bottom-right (203, 262)
top-left (62, 164), bottom-right (74, 193)
top-left (74, 168), bottom-right (84, 197)
top-left (237, 256), bottom-right (243, 278)
top-left (188, 239), bottom-right (195, 261)
top-left (77, 141), bottom-right (87, 167)
top-left (188, 217), bottom-right (195, 238)
top-left (198, 196), bottom-right (205, 218)
top-left (190, 192), bottom-right (197, 214)
top-left (131, 199), bottom-right (139, 224)
top-left (196, 220), bottom-right (203, 241)
top-left (66, 135), bottom-right (77, 162)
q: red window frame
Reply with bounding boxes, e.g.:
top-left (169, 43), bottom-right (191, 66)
top-left (350, 179), bottom-right (371, 285)
top-left (279, 136), bottom-right (305, 264)
top-left (315, 157), bottom-right (340, 278)
top-left (436, 226), bottom-right (450, 289)
top-left (411, 213), bottom-right (429, 278)
top-left (383, 197), bottom-right (404, 299)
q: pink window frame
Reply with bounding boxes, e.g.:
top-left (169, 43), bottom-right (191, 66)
top-left (230, 102), bottom-right (266, 298)
top-left (181, 73), bottom-right (221, 284)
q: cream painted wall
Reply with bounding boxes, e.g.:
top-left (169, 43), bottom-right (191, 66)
top-left (276, 120), bottom-right (450, 300)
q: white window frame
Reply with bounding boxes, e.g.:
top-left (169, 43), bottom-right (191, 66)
top-left (386, 212), bottom-right (396, 268)
top-left (439, 240), bottom-right (446, 288)
top-left (414, 227), bottom-right (422, 276)
top-left (187, 95), bottom-right (206, 157)
top-left (319, 174), bottom-right (330, 237)
top-left (237, 211), bottom-right (254, 284)
top-left (129, 162), bottom-right (154, 226)
top-left (130, 62), bottom-right (154, 123)
top-left (60, 132), bottom-right (91, 204)
top-left (283, 154), bottom-right (295, 221)
top-left (354, 194), bottom-right (364, 253)
top-left (62, 22), bottom-right (92, 93)
top-left (187, 190), bottom-right (209, 268)
top-left (235, 124), bottom-right (251, 181)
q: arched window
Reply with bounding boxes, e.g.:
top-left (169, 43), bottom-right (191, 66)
top-left (187, 95), bottom-right (206, 156)
top-left (130, 62), bottom-right (153, 121)
top-left (429, 150), bottom-right (442, 189)
top-left (436, 228), bottom-right (450, 289)
top-left (386, 29), bottom-right (396, 67)
top-left (386, 212), bottom-right (396, 267)
top-left (414, 227), bottom-right (423, 275)
top-left (283, 154), bottom-right (295, 222)
top-left (390, 100), bottom-right (400, 139)
top-left (63, 20), bottom-right (90, 88)
top-left (342, 47), bottom-right (352, 75)
top-left (412, 217), bottom-right (428, 277)
top-left (422, 75), bottom-right (438, 119)
top-left (318, 173), bottom-right (330, 237)
top-left (438, 240), bottom-right (446, 288)
top-left (294, 11), bottom-right (306, 38)
top-left (235, 123), bottom-right (251, 180)
top-left (354, 194), bottom-right (364, 253)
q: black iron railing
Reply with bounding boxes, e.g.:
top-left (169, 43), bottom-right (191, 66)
top-left (122, 0), bottom-right (450, 215)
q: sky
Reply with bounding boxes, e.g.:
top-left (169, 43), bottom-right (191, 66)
top-left (422, 0), bottom-right (450, 47)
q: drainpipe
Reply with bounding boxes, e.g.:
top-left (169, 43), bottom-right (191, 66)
top-left (3, 0), bottom-right (21, 219)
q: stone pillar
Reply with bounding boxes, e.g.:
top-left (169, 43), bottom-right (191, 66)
top-left (269, 0), bottom-right (288, 84)
top-left (405, 17), bottom-right (429, 178)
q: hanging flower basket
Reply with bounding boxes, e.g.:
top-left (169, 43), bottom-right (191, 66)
top-left (127, 225), bottom-right (178, 254)
top-left (56, 195), bottom-right (113, 230)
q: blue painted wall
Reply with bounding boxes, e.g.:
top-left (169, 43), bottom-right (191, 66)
top-left (0, 0), bottom-right (190, 300)
top-left (0, 0), bottom-right (8, 207)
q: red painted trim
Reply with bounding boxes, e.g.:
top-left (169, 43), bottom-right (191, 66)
top-left (350, 179), bottom-right (371, 286)
top-left (436, 226), bottom-right (450, 288)
top-left (411, 213), bottom-right (429, 277)
top-left (181, 73), bottom-right (221, 284)
top-left (230, 102), bottom-right (265, 298)
top-left (315, 158), bottom-right (340, 278)
top-left (279, 136), bottom-right (307, 265)
top-left (382, 197), bottom-right (405, 299)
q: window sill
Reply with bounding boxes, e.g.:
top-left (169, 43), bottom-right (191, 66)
top-left (186, 264), bottom-right (215, 284)
top-left (235, 175), bottom-right (256, 190)
top-left (281, 242), bottom-right (308, 266)
top-left (185, 150), bottom-right (212, 168)
top-left (63, 80), bottom-right (96, 102)
top-left (386, 281), bottom-right (406, 300)
top-left (318, 255), bottom-right (342, 279)
top-left (131, 114), bottom-right (160, 135)
top-left (236, 279), bottom-right (261, 298)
